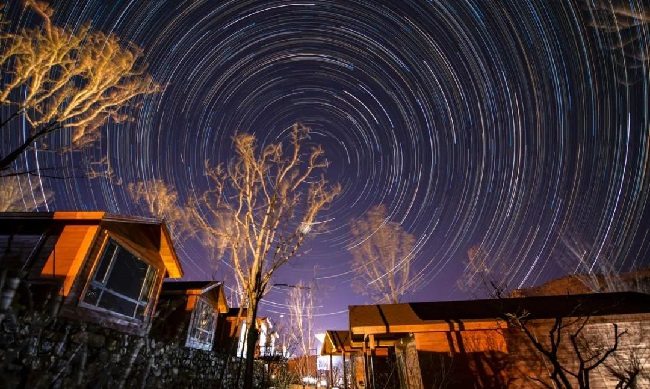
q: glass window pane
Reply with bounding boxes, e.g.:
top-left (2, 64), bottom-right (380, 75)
top-left (139, 266), bottom-right (157, 301)
top-left (105, 246), bottom-right (149, 300)
top-left (187, 298), bottom-right (216, 349)
top-left (81, 238), bottom-right (157, 320)
top-left (94, 241), bottom-right (117, 283)
top-left (97, 290), bottom-right (138, 318)
top-left (82, 284), bottom-right (102, 305)
top-left (135, 303), bottom-right (148, 321)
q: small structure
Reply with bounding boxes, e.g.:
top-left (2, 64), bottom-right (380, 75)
top-left (0, 211), bottom-right (183, 336)
top-left (214, 308), bottom-right (278, 359)
top-left (214, 307), bottom-right (247, 355)
top-left (321, 330), bottom-right (354, 389)
top-left (152, 281), bottom-right (228, 350)
top-left (347, 292), bottom-right (650, 389)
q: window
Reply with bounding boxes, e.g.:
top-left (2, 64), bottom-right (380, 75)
top-left (81, 239), bottom-right (158, 320)
top-left (186, 298), bottom-right (217, 350)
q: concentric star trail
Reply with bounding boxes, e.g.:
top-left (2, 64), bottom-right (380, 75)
top-left (2, 0), bottom-right (649, 331)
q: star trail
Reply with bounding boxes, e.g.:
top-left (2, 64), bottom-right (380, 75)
top-left (2, 0), bottom-right (650, 332)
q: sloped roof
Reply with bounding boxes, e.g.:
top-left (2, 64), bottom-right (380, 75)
top-left (349, 292), bottom-right (650, 336)
top-left (162, 281), bottom-right (220, 293)
top-left (160, 281), bottom-right (228, 313)
top-left (321, 330), bottom-right (352, 355)
top-left (0, 211), bottom-right (183, 278)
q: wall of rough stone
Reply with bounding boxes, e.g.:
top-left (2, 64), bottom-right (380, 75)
top-left (0, 309), bottom-right (261, 388)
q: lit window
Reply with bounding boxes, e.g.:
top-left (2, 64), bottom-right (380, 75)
top-left (81, 239), bottom-right (158, 320)
top-left (186, 298), bottom-right (217, 350)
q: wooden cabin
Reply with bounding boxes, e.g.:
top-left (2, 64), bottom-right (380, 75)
top-left (151, 281), bottom-right (228, 350)
top-left (213, 307), bottom-right (277, 358)
top-left (347, 292), bottom-right (650, 389)
top-left (0, 211), bottom-right (183, 336)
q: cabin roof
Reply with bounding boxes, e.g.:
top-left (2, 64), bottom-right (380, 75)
top-left (321, 330), bottom-right (352, 355)
top-left (161, 280), bottom-right (228, 312)
top-left (162, 280), bottom-right (220, 293)
top-left (349, 292), bottom-right (650, 336)
top-left (0, 211), bottom-right (160, 224)
top-left (0, 211), bottom-right (183, 278)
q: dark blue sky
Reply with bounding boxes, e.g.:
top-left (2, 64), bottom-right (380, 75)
top-left (3, 0), bottom-right (650, 333)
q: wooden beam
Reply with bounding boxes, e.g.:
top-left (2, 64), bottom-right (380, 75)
top-left (160, 227), bottom-right (183, 278)
top-left (53, 211), bottom-right (105, 220)
top-left (351, 319), bottom-right (508, 336)
top-left (342, 352), bottom-right (348, 389)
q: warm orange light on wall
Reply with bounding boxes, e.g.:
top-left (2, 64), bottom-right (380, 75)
top-left (53, 211), bottom-right (105, 220)
top-left (41, 225), bottom-right (100, 296)
top-left (160, 228), bottom-right (183, 278)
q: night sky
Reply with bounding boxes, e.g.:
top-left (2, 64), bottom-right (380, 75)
top-left (3, 0), bottom-right (650, 333)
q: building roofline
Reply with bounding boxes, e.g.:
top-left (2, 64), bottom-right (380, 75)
top-left (0, 211), bottom-right (162, 225)
top-left (349, 292), bottom-right (650, 336)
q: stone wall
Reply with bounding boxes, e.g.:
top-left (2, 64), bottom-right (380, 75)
top-left (0, 308), bottom-right (260, 388)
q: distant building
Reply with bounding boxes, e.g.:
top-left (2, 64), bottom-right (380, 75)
top-left (214, 307), bottom-right (278, 359)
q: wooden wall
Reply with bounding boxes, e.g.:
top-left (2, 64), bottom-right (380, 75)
top-left (400, 314), bottom-right (650, 388)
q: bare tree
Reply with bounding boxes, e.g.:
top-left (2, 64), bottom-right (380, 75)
top-left (0, 175), bottom-right (52, 211)
top-left (286, 281), bottom-right (317, 383)
top-left (458, 245), bottom-right (509, 299)
top-left (188, 123), bottom-right (340, 389)
top-left (348, 204), bottom-right (416, 304)
top-left (461, 237), bottom-right (646, 388)
top-left (555, 229), bottom-right (650, 295)
top-left (127, 179), bottom-right (180, 218)
top-left (588, 1), bottom-right (650, 75)
top-left (0, 0), bottom-right (160, 174)
top-left (126, 178), bottom-right (195, 241)
top-left (605, 347), bottom-right (648, 388)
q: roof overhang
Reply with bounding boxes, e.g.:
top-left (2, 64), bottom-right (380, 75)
top-left (160, 223), bottom-right (183, 278)
top-left (349, 304), bottom-right (508, 338)
top-left (53, 211), bottom-right (183, 278)
top-left (321, 330), bottom-right (355, 355)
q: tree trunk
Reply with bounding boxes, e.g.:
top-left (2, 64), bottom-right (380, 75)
top-left (220, 303), bottom-right (246, 388)
top-left (243, 297), bottom-right (260, 389)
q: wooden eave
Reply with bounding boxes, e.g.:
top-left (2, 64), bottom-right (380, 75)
top-left (48, 213), bottom-right (182, 277)
top-left (27, 211), bottom-right (183, 290)
top-left (351, 318), bottom-right (508, 336)
top-left (184, 282), bottom-right (228, 312)
top-left (349, 293), bottom-right (650, 339)
top-left (159, 223), bottom-right (183, 278)
top-left (214, 283), bottom-right (229, 313)
top-left (53, 211), bottom-right (106, 220)
top-left (349, 304), bottom-right (508, 337)
top-left (321, 330), bottom-right (355, 355)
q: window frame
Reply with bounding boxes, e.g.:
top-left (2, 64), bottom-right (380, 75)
top-left (78, 233), bottom-right (159, 321)
top-left (185, 296), bottom-right (218, 350)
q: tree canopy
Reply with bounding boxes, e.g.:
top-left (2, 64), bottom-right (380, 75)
top-left (0, 0), bottom-right (160, 174)
top-left (349, 204), bottom-right (416, 303)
